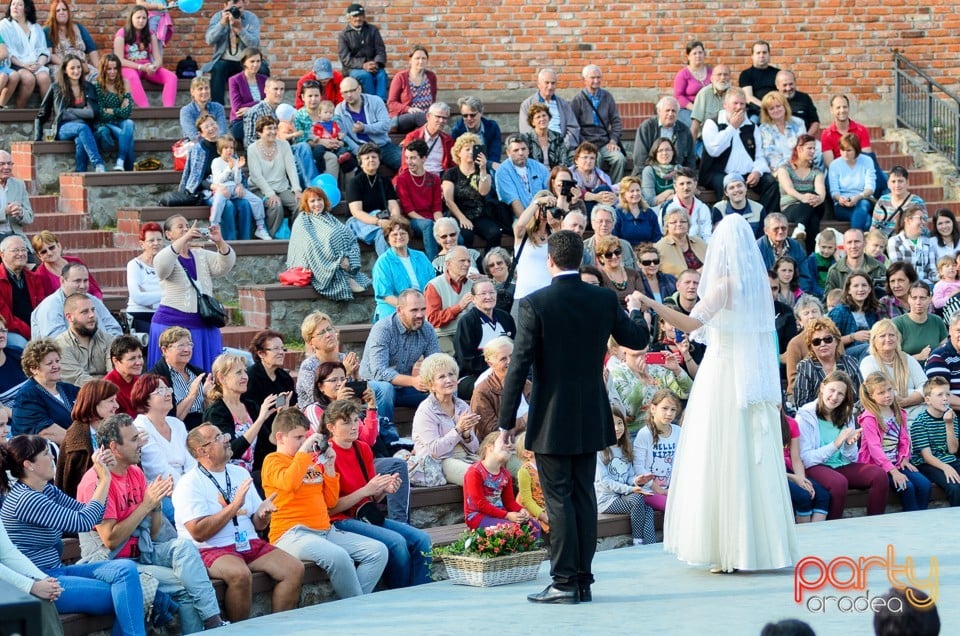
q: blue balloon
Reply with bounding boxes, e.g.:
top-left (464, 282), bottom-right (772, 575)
top-left (325, 187), bottom-right (341, 208)
top-left (309, 175), bottom-right (326, 188)
top-left (177, 0), bottom-right (203, 14)
top-left (317, 173), bottom-right (338, 192)
top-left (311, 173), bottom-right (341, 207)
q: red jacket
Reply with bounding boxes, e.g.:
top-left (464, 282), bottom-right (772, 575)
top-left (399, 127), bottom-right (455, 175)
top-left (295, 71), bottom-right (344, 109)
top-left (0, 263), bottom-right (46, 339)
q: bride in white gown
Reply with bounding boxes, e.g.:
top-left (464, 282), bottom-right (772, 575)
top-left (634, 214), bottom-right (798, 572)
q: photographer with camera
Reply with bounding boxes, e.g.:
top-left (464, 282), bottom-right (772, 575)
top-left (202, 0), bottom-right (267, 105)
top-left (511, 188), bottom-right (559, 320)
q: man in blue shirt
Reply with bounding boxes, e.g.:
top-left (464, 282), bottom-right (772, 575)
top-left (495, 135), bottom-right (550, 220)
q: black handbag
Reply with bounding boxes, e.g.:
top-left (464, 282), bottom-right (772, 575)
top-left (353, 445), bottom-right (385, 525)
top-left (158, 188), bottom-right (203, 207)
top-left (185, 269), bottom-right (227, 328)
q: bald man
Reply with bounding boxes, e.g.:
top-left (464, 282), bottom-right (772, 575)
top-left (334, 76), bottom-right (401, 169)
top-left (519, 69), bottom-right (580, 150)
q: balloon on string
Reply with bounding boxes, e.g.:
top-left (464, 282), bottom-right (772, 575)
top-left (310, 174), bottom-right (341, 207)
top-left (176, 0), bottom-right (204, 14)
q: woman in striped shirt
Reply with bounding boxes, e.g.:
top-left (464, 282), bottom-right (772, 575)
top-left (0, 435), bottom-right (146, 635)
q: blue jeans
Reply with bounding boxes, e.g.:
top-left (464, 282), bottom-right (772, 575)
top-left (100, 120), bottom-right (136, 169)
top-left (46, 559), bottom-right (145, 636)
top-left (786, 472), bottom-right (831, 517)
top-left (205, 195), bottom-right (252, 240)
top-left (346, 216), bottom-right (388, 254)
top-left (58, 121), bottom-right (104, 172)
top-left (138, 538), bottom-right (221, 634)
top-left (890, 469), bottom-right (932, 511)
top-left (348, 68), bottom-right (388, 100)
top-left (274, 524), bottom-right (387, 598)
top-left (378, 142), bottom-right (402, 170)
top-left (375, 456), bottom-right (411, 523)
top-left (369, 381), bottom-right (429, 427)
top-left (408, 217), bottom-right (439, 259)
top-left (334, 518), bottom-right (432, 588)
top-left (832, 198), bottom-right (873, 231)
top-left (291, 141), bottom-right (319, 189)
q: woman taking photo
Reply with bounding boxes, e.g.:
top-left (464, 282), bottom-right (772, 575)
top-left (654, 207), bottom-right (707, 277)
top-left (248, 114), bottom-right (301, 236)
top-left (245, 329), bottom-right (296, 468)
top-left (31, 230), bottom-right (102, 298)
top-left (796, 370), bottom-right (888, 520)
top-left (54, 379), bottom-right (118, 497)
top-left (387, 45), bottom-right (436, 134)
top-left (672, 40), bottom-right (710, 127)
top-left (453, 276), bottom-right (516, 398)
top-left (325, 399), bottom-right (432, 588)
top-left (828, 133), bottom-right (876, 231)
top-left (442, 133), bottom-right (504, 251)
top-left (125, 221), bottom-right (162, 334)
top-left (287, 187), bottom-right (369, 300)
top-left (202, 352), bottom-right (280, 473)
top-left (35, 54), bottom-right (104, 173)
top-left (93, 53), bottom-right (134, 172)
top-left (0, 436), bottom-right (146, 635)
top-left (148, 215), bottom-right (235, 370)
top-left (131, 373), bottom-right (194, 523)
top-left (793, 317), bottom-right (862, 410)
top-left (43, 0), bottom-right (99, 72)
top-left (520, 102), bottom-right (568, 169)
top-left (295, 311), bottom-right (359, 408)
top-left (179, 76), bottom-right (227, 141)
top-left (412, 353), bottom-right (481, 486)
top-left (512, 190), bottom-right (555, 314)
top-left (11, 339), bottom-right (79, 445)
top-left (640, 137), bottom-right (677, 208)
top-left (371, 216), bottom-right (435, 322)
top-left (870, 166), bottom-right (927, 239)
top-left (0, 0), bottom-right (52, 108)
top-left (777, 133), bottom-right (825, 253)
top-left (147, 326), bottom-right (210, 430)
top-left (112, 4), bottom-right (175, 107)
top-left (615, 175), bottom-right (661, 246)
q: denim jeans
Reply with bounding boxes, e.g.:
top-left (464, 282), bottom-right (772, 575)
top-left (832, 198), bottom-right (873, 231)
top-left (137, 538), bottom-right (221, 634)
top-left (348, 68), bottom-right (388, 100)
top-left (46, 559), bottom-right (146, 636)
top-left (211, 189), bottom-right (266, 230)
top-left (274, 524), bottom-right (387, 598)
top-left (291, 141), bottom-right (319, 189)
top-left (333, 518), bottom-right (432, 588)
top-left (369, 381), bottom-right (429, 427)
top-left (205, 196), bottom-right (252, 240)
top-left (408, 217), bottom-right (439, 259)
top-left (100, 120), bottom-right (136, 169)
top-left (58, 121), bottom-right (104, 172)
top-left (375, 456), bottom-right (411, 523)
top-left (346, 216), bottom-right (388, 254)
top-left (889, 469), bottom-right (932, 511)
top-left (378, 142), bottom-right (402, 171)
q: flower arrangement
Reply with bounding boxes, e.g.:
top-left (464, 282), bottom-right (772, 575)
top-left (430, 523), bottom-right (546, 587)
top-left (432, 522), bottom-right (541, 559)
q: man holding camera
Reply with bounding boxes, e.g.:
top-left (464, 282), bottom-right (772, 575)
top-left (202, 0), bottom-right (266, 105)
top-left (399, 103), bottom-right (454, 176)
top-left (495, 135), bottom-right (551, 219)
top-left (262, 408), bottom-right (388, 600)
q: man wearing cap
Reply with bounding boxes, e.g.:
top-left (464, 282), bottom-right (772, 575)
top-left (338, 4), bottom-right (389, 100)
top-left (711, 173), bottom-right (766, 238)
top-left (296, 58), bottom-right (343, 109)
top-left (203, 0), bottom-right (267, 105)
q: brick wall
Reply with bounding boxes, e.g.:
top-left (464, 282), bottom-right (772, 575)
top-left (65, 1), bottom-right (959, 100)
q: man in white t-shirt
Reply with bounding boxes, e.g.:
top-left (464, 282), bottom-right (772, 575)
top-left (172, 424), bottom-right (304, 623)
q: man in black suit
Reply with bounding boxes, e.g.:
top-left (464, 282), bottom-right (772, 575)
top-left (498, 230), bottom-right (650, 604)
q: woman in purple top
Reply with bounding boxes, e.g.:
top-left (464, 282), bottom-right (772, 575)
top-left (673, 40), bottom-right (711, 127)
top-left (226, 47), bottom-right (267, 139)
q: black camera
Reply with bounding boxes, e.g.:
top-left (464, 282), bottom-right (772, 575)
top-left (549, 206), bottom-right (567, 220)
top-left (559, 180), bottom-right (575, 198)
top-left (472, 144), bottom-right (486, 162)
top-left (376, 210), bottom-right (391, 220)
top-left (312, 435), bottom-right (329, 455)
top-left (227, 6), bottom-right (243, 19)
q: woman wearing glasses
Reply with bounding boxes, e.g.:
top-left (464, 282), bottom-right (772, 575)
top-left (147, 327), bottom-right (212, 431)
top-left (594, 234), bottom-right (642, 309)
top-left (636, 243), bottom-right (676, 303)
top-left (295, 311), bottom-right (359, 408)
top-left (654, 207), bottom-right (707, 277)
top-left (793, 317), bottom-right (863, 411)
top-left (245, 329), bottom-right (296, 469)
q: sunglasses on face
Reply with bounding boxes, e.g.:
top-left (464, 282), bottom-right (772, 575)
top-left (811, 336), bottom-right (835, 346)
top-left (438, 233), bottom-right (457, 240)
top-left (601, 248), bottom-right (623, 259)
top-left (640, 258), bottom-right (660, 266)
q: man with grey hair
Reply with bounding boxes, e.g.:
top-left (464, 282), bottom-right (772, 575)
top-left (561, 210), bottom-right (587, 237)
top-left (632, 96), bottom-right (696, 175)
top-left (451, 96), bottom-right (501, 171)
top-left (519, 69), bottom-right (580, 150)
top-left (0, 234), bottom-right (43, 348)
top-left (425, 246), bottom-right (475, 355)
top-left (399, 102), bottom-right (454, 176)
top-left (0, 150), bottom-right (34, 248)
top-left (570, 65), bottom-right (626, 182)
top-left (75, 413), bottom-right (229, 632)
top-left (757, 212), bottom-right (806, 269)
top-left (690, 63), bottom-right (731, 140)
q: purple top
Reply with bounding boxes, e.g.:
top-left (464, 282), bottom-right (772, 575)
top-left (227, 72), bottom-right (268, 121)
top-left (673, 66), bottom-right (712, 109)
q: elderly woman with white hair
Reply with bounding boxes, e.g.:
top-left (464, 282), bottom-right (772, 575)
top-left (454, 276), bottom-right (516, 399)
top-left (430, 216), bottom-right (480, 276)
top-left (470, 336), bottom-right (531, 440)
top-left (411, 352), bottom-right (481, 485)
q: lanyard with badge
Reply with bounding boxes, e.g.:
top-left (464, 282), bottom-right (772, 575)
top-left (197, 465), bottom-right (251, 552)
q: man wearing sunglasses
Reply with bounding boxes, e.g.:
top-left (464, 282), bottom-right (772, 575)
top-left (450, 96), bottom-right (502, 172)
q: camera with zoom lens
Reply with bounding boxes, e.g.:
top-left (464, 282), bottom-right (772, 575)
top-left (227, 6), bottom-right (243, 19)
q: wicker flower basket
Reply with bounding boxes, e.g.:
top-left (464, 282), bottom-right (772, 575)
top-left (440, 549), bottom-right (548, 587)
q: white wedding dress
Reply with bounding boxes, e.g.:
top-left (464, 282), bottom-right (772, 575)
top-left (662, 215), bottom-right (799, 571)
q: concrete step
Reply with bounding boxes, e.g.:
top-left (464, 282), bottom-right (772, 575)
top-left (68, 247), bottom-right (140, 269)
top-left (39, 230), bottom-right (116, 250)
top-left (58, 171), bottom-right (182, 228)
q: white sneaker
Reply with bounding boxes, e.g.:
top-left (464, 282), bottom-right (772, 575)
top-left (113, 160), bottom-right (125, 171)
top-left (254, 227), bottom-right (273, 240)
top-left (94, 164), bottom-right (106, 173)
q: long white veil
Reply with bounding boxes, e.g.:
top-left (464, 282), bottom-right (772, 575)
top-left (689, 214), bottom-right (781, 408)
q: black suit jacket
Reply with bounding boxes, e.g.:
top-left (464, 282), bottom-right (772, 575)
top-left (498, 274), bottom-right (650, 455)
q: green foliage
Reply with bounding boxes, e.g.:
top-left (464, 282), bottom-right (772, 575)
top-left (431, 523), bottom-right (541, 560)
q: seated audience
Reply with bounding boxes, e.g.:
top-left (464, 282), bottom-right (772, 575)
top-left (371, 217), bottom-right (435, 321)
top-left (147, 326), bottom-right (210, 430)
top-left (0, 235), bottom-right (44, 349)
top-left (295, 57), bottom-right (342, 109)
top-left (631, 389), bottom-right (684, 513)
top-left (776, 70), bottom-right (821, 138)
top-left (595, 234), bottom-right (642, 309)
top-left (412, 352), bottom-right (480, 485)
top-left (286, 187), bottom-right (370, 300)
top-left (53, 293), bottom-right (114, 386)
top-left (860, 320), bottom-right (928, 422)
top-left (0, 317), bottom-right (26, 393)
top-left (337, 3), bottom-right (388, 99)
top-left (712, 172), bottom-right (766, 238)
top-left (295, 311), bottom-right (359, 408)
top-left (32, 230), bottom-right (101, 298)
top-left (632, 96), bottom-right (696, 173)
top-left (102, 335), bottom-right (143, 416)
top-left (247, 114), bottom-right (301, 237)
top-left (35, 55), bottom-right (105, 173)
top-left (54, 380), bottom-right (118, 497)
top-left (387, 45), bottom-right (436, 133)
top-left (784, 295), bottom-right (825, 398)
top-left (895, 281), bottom-right (945, 361)
top-left (689, 63), bottom-right (731, 141)
top-left (125, 221), bottom-right (162, 333)
top-left (887, 207), bottom-right (936, 285)
top-left (673, 40), bottom-right (711, 126)
top-left (870, 166), bottom-right (927, 239)
top-left (470, 336), bottom-right (531, 440)
top-left (1, 0), bottom-right (52, 108)
top-left (570, 64), bottom-right (626, 182)
top-left (430, 217), bottom-right (481, 275)
top-left (828, 133), bottom-right (876, 231)
top-left (464, 432), bottom-right (540, 535)
top-left (639, 137), bottom-right (677, 208)
top-left (454, 277), bottom-right (516, 398)
top-left (607, 342), bottom-right (692, 432)
top-left (777, 134), bottom-right (825, 253)
top-left (910, 376), bottom-right (960, 507)
top-left (929, 207), bottom-right (959, 264)
top-left (635, 243), bottom-right (676, 303)
top-left (335, 76), bottom-right (400, 170)
top-left (518, 68), bottom-right (580, 150)
top-left (394, 139), bottom-right (442, 259)
top-left (654, 207), bottom-right (707, 277)
top-left (828, 271), bottom-right (883, 361)
top-left (825, 228), bottom-right (887, 295)
top-left (450, 96), bottom-right (502, 172)
top-left (92, 53), bottom-right (134, 172)
top-left (758, 90), bottom-right (806, 173)
top-left (657, 166), bottom-right (712, 242)
top-left (43, 0), bottom-right (100, 73)
top-left (796, 370), bottom-right (888, 519)
top-left (879, 261), bottom-right (918, 320)
top-left (615, 176), bottom-right (661, 246)
top-left (245, 329), bottom-right (295, 467)
top-left (570, 141), bottom-right (616, 215)
top-left (173, 424), bottom-right (304, 623)
top-left (202, 0), bottom-right (264, 105)
top-left (294, 81), bottom-right (347, 180)
top-left (483, 247), bottom-right (514, 313)
top-left (11, 339), bottom-right (79, 444)
top-left (345, 142), bottom-right (401, 255)
top-left (756, 212), bottom-right (805, 270)
top-left (0, 150), bottom-right (36, 248)
top-left (113, 5), bottom-right (176, 107)
top-left (521, 102), bottom-right (569, 169)
top-left (443, 133), bottom-right (508, 252)
top-left (793, 317), bottom-right (863, 409)
top-left (425, 246), bottom-right (474, 355)
top-left (225, 47), bottom-right (266, 142)
top-left (209, 133), bottom-right (272, 241)
top-left (582, 204), bottom-right (637, 270)
top-left (179, 76), bottom-right (227, 141)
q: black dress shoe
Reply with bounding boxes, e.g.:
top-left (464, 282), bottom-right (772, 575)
top-left (527, 584), bottom-right (579, 604)
top-left (578, 586), bottom-right (592, 602)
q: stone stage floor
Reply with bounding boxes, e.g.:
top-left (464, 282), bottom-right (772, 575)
top-left (221, 507), bottom-right (957, 635)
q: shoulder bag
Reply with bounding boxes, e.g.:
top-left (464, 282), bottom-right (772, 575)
top-left (184, 265), bottom-right (228, 327)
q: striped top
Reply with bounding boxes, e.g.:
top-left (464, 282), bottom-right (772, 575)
top-left (0, 481), bottom-right (105, 571)
top-left (910, 409), bottom-right (960, 466)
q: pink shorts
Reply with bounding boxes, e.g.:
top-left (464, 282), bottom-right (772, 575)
top-left (199, 538), bottom-right (275, 568)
